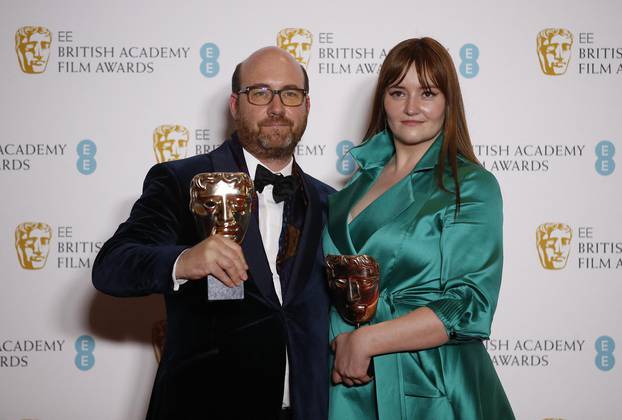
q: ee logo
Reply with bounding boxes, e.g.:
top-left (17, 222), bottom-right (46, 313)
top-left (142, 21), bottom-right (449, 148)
top-left (459, 44), bottom-right (479, 78)
top-left (595, 335), bottom-right (615, 371)
top-left (200, 43), bottom-right (220, 78)
top-left (77, 139), bottom-right (97, 175)
top-left (336, 140), bottom-right (356, 176)
top-left (75, 335), bottom-right (95, 371)
top-left (595, 140), bottom-right (615, 176)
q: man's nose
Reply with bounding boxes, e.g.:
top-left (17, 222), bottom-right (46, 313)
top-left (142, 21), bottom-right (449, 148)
top-left (267, 93), bottom-right (286, 116)
top-left (33, 240), bottom-right (42, 255)
top-left (346, 280), bottom-right (361, 303)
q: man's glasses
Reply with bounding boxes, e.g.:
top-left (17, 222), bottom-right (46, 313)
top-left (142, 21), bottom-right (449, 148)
top-left (237, 86), bottom-right (307, 107)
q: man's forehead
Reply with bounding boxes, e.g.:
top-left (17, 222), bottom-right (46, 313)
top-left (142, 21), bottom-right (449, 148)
top-left (240, 50), bottom-right (304, 87)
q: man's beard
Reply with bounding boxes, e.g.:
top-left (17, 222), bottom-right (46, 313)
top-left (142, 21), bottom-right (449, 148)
top-left (236, 114), bottom-right (307, 160)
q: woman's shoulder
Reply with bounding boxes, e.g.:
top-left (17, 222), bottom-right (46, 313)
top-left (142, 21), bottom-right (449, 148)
top-left (455, 158), bottom-right (500, 191)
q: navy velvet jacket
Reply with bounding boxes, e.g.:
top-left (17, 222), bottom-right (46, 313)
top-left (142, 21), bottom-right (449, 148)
top-left (92, 136), bottom-right (334, 420)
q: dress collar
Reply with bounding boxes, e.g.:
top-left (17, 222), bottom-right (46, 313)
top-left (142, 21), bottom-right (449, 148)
top-left (349, 130), bottom-right (444, 174)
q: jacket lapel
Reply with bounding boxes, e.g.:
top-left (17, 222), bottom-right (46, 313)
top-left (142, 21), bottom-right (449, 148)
top-left (282, 165), bottom-right (323, 305)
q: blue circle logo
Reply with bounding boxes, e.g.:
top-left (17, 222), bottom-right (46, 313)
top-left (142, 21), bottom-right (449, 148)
top-left (459, 44), bottom-right (480, 78)
top-left (200, 43), bottom-right (220, 78)
top-left (595, 335), bottom-right (615, 371)
top-left (75, 335), bottom-right (95, 371)
top-left (76, 139), bottom-right (97, 175)
top-left (336, 140), bottom-right (357, 176)
top-left (595, 140), bottom-right (615, 176)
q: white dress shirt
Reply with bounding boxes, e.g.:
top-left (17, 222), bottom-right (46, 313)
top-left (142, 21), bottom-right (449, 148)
top-left (172, 148), bottom-right (293, 408)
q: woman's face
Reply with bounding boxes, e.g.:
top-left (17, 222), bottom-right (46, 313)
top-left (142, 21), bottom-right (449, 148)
top-left (383, 64), bottom-right (446, 147)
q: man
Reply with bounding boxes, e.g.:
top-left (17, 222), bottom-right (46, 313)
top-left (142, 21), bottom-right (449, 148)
top-left (92, 47), bottom-right (333, 420)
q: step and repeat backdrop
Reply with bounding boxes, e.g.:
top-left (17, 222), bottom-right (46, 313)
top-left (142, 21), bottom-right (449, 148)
top-left (1, 0), bottom-right (620, 419)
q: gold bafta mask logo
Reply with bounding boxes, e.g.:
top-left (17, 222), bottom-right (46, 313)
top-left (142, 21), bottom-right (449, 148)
top-left (153, 125), bottom-right (189, 163)
top-left (536, 223), bottom-right (572, 270)
top-left (152, 320), bottom-right (166, 363)
top-left (15, 222), bottom-right (52, 270)
top-left (277, 28), bottom-right (313, 67)
top-left (15, 26), bottom-right (52, 74)
top-left (537, 28), bottom-right (573, 76)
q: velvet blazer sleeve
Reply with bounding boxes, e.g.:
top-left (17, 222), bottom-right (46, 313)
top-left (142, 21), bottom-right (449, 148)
top-left (426, 167), bottom-right (503, 342)
top-left (92, 163), bottom-right (191, 297)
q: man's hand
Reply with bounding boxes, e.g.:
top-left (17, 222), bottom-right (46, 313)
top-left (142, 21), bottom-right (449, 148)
top-left (331, 328), bottom-right (373, 387)
top-left (175, 235), bottom-right (248, 287)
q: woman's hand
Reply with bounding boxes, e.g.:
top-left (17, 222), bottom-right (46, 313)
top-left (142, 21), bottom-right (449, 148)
top-left (331, 327), bottom-right (373, 386)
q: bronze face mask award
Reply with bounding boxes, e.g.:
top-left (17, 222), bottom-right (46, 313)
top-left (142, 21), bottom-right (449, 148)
top-left (190, 172), bottom-right (254, 300)
top-left (326, 254), bottom-right (380, 328)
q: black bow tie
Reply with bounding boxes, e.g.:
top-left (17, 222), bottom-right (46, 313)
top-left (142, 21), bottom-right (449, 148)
top-left (254, 164), bottom-right (300, 203)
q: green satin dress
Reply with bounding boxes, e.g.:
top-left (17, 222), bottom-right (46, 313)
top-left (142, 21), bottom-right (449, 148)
top-left (324, 131), bottom-right (515, 419)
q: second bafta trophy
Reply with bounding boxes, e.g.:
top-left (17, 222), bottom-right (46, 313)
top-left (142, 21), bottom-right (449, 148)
top-left (190, 172), bottom-right (254, 300)
top-left (326, 254), bottom-right (380, 328)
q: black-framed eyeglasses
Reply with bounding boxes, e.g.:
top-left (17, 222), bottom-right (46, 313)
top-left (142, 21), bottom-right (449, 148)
top-left (237, 86), bottom-right (307, 107)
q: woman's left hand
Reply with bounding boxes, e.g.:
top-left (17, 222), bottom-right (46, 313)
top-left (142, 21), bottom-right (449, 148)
top-left (331, 328), bottom-right (373, 386)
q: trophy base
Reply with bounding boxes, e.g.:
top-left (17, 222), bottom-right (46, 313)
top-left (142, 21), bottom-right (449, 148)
top-left (207, 275), bottom-right (244, 300)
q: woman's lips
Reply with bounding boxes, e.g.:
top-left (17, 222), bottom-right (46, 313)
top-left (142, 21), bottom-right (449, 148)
top-left (400, 120), bottom-right (424, 126)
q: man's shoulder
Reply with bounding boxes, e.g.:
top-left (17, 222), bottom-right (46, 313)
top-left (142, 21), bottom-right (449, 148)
top-left (157, 140), bottom-right (232, 177)
top-left (298, 169), bottom-right (336, 197)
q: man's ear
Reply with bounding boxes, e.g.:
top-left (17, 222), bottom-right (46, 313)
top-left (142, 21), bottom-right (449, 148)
top-left (305, 95), bottom-right (311, 113)
top-left (229, 94), bottom-right (239, 120)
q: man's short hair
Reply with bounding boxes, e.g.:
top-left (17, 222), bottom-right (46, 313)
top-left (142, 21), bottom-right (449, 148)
top-left (231, 62), bottom-right (310, 93)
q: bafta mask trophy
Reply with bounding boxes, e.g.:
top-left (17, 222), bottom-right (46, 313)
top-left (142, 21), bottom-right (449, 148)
top-left (190, 172), bottom-right (254, 300)
top-left (326, 254), bottom-right (380, 328)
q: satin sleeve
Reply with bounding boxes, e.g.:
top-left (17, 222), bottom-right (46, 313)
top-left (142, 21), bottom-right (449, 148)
top-left (426, 167), bottom-right (503, 343)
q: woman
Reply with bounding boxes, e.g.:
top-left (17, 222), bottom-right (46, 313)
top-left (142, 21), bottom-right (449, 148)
top-left (325, 37), bottom-right (515, 419)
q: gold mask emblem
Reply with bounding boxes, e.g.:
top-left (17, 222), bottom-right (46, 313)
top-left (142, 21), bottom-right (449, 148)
top-left (537, 28), bottom-right (573, 76)
top-left (153, 125), bottom-right (189, 163)
top-left (15, 222), bottom-right (52, 270)
top-left (277, 28), bottom-right (313, 67)
top-left (536, 223), bottom-right (572, 270)
top-left (15, 26), bottom-right (52, 74)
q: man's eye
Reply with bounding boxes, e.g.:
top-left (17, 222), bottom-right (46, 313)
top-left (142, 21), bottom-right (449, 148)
top-left (251, 89), bottom-right (270, 98)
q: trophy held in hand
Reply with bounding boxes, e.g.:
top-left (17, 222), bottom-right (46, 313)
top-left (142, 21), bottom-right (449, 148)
top-left (190, 172), bottom-right (254, 300)
top-left (326, 254), bottom-right (380, 328)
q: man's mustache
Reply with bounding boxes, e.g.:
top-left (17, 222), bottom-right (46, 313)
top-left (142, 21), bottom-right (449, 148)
top-left (258, 116), bottom-right (293, 127)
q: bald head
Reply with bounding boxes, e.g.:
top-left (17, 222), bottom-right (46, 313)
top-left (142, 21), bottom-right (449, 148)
top-left (231, 46), bottom-right (309, 93)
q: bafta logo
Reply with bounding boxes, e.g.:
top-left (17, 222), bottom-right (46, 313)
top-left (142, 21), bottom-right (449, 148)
top-left (15, 26), bottom-right (52, 74)
top-left (277, 28), bottom-right (313, 67)
top-left (152, 320), bottom-right (166, 363)
top-left (537, 28), bottom-right (573, 76)
top-left (15, 222), bottom-right (52, 270)
top-left (536, 223), bottom-right (572, 270)
top-left (153, 125), bottom-right (189, 163)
